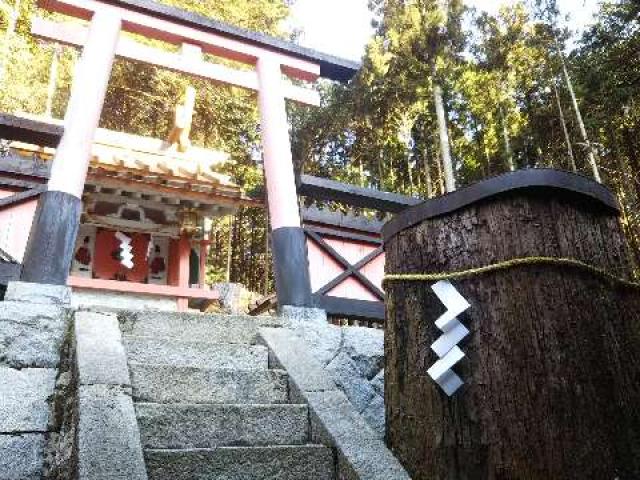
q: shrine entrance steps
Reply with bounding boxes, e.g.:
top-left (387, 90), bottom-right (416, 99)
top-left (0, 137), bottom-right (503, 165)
top-left (119, 311), bottom-right (336, 480)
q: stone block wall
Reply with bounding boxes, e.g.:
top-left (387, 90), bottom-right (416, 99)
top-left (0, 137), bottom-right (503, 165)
top-left (0, 282), bottom-right (72, 480)
top-left (281, 307), bottom-right (386, 436)
top-left (71, 289), bottom-right (177, 311)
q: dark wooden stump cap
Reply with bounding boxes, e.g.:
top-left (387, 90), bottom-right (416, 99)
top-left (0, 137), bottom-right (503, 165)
top-left (382, 168), bottom-right (620, 242)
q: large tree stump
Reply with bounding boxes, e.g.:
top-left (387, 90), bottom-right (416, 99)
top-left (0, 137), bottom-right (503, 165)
top-left (383, 169), bottom-right (640, 480)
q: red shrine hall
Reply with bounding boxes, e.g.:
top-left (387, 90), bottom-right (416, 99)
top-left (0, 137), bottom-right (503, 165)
top-left (0, 0), bottom-right (395, 320)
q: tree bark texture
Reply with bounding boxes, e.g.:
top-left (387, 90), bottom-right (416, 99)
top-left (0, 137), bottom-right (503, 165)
top-left (385, 185), bottom-right (640, 480)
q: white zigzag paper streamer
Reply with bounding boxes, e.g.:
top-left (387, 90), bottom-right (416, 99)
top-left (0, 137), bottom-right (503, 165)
top-left (115, 232), bottom-right (134, 270)
top-left (426, 280), bottom-right (471, 396)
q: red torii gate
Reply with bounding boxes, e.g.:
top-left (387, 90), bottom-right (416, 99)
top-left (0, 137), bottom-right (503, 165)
top-left (20, 0), bottom-right (359, 308)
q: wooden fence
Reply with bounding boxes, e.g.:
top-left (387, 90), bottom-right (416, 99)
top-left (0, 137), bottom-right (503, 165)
top-left (298, 174), bottom-right (421, 324)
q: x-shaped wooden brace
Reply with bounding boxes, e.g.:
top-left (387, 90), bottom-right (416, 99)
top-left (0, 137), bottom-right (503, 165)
top-left (0, 176), bottom-right (46, 211)
top-left (304, 228), bottom-right (385, 301)
top-left (0, 245), bottom-right (17, 263)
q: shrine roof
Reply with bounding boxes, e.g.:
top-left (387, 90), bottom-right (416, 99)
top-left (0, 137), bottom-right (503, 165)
top-left (62, 0), bottom-right (361, 83)
top-left (6, 116), bottom-right (256, 209)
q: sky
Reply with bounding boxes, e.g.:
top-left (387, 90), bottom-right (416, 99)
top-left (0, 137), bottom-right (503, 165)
top-left (289, 0), bottom-right (601, 62)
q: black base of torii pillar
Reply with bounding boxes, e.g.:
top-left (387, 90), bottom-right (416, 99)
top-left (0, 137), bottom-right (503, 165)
top-left (21, 191), bottom-right (82, 285)
top-left (270, 227), bottom-right (312, 307)
top-left (20, 11), bottom-right (121, 286)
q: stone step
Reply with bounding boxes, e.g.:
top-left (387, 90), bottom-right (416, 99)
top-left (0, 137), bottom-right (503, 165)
top-left (136, 403), bottom-right (309, 449)
top-left (120, 312), bottom-right (282, 345)
top-left (129, 363), bottom-right (290, 404)
top-left (145, 445), bottom-right (335, 480)
top-left (124, 336), bottom-right (268, 370)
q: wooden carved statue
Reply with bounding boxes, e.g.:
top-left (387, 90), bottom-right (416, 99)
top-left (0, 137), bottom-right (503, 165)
top-left (166, 86), bottom-right (196, 153)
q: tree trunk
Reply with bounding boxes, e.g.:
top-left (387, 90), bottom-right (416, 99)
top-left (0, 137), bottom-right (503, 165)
top-left (434, 148), bottom-right (445, 195)
top-left (556, 42), bottom-right (601, 182)
top-left (377, 150), bottom-right (385, 191)
top-left (264, 211), bottom-right (270, 296)
top-left (553, 80), bottom-right (577, 172)
top-left (433, 79), bottom-right (455, 192)
top-left (431, 0), bottom-right (455, 193)
top-left (225, 215), bottom-right (233, 283)
top-left (423, 149), bottom-right (434, 199)
top-left (384, 170), bottom-right (640, 480)
top-left (406, 155), bottom-right (415, 195)
top-left (500, 105), bottom-right (515, 171)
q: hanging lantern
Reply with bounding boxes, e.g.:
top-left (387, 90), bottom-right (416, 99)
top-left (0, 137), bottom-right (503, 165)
top-left (178, 208), bottom-right (200, 236)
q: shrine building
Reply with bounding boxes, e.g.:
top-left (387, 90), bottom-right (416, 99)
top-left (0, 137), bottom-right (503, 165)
top-left (0, 0), bottom-right (367, 315)
top-left (1, 110), bottom-right (256, 310)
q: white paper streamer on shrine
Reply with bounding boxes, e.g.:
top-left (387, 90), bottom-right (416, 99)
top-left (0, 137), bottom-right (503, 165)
top-left (115, 232), bottom-right (134, 269)
top-left (426, 280), bottom-right (471, 396)
top-left (146, 237), bottom-right (154, 260)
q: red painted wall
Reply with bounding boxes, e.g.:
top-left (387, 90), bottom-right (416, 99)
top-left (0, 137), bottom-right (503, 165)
top-left (93, 229), bottom-right (150, 282)
top-left (306, 235), bottom-right (385, 302)
top-left (0, 188), bottom-right (37, 262)
top-left (167, 238), bottom-right (179, 286)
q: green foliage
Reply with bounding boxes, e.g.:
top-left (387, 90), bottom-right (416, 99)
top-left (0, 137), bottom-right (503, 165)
top-left (158, 0), bottom-right (290, 35)
top-left (1, 0), bottom-right (639, 284)
top-left (570, 0), bottom-right (640, 260)
top-left (294, 0), bottom-right (640, 262)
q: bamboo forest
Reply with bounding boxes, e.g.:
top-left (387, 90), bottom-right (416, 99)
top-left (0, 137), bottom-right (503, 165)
top-left (1, 0), bottom-right (638, 294)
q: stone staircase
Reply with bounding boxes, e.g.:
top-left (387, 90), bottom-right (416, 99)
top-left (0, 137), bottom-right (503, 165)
top-left (119, 312), bottom-right (336, 480)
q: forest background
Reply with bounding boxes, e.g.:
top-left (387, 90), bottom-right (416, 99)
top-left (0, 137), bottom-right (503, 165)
top-left (0, 0), bottom-right (638, 294)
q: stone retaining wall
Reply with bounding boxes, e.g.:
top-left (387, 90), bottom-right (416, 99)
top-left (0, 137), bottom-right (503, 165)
top-left (280, 307), bottom-right (385, 436)
top-left (260, 327), bottom-right (409, 480)
top-left (0, 282), bottom-right (72, 480)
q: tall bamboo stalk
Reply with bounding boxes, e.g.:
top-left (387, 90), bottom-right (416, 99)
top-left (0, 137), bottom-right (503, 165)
top-left (500, 105), bottom-right (515, 171)
top-left (556, 40), bottom-right (601, 182)
top-left (432, 0), bottom-right (455, 192)
top-left (433, 78), bottom-right (455, 191)
top-left (225, 215), bottom-right (233, 283)
top-left (423, 149), bottom-right (434, 198)
top-left (553, 80), bottom-right (577, 172)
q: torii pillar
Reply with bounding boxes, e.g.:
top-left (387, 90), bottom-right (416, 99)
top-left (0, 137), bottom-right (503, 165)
top-left (256, 55), bottom-right (312, 307)
top-left (21, 11), bottom-right (121, 284)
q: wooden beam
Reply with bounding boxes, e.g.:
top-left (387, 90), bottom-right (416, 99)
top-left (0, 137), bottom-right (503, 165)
top-left (0, 186), bottom-right (45, 209)
top-left (67, 275), bottom-right (220, 301)
top-left (302, 206), bottom-right (385, 234)
top-left (87, 191), bottom-right (178, 212)
top-left (303, 224), bottom-right (382, 245)
top-left (0, 150), bottom-right (50, 178)
top-left (299, 175), bottom-right (422, 213)
top-left (87, 172), bottom-right (261, 208)
top-left (0, 245), bottom-right (18, 263)
top-left (0, 113), bottom-right (64, 147)
top-left (0, 176), bottom-right (44, 190)
top-left (312, 294), bottom-right (385, 322)
top-left (38, 0), bottom-right (322, 82)
top-left (32, 18), bottom-right (320, 106)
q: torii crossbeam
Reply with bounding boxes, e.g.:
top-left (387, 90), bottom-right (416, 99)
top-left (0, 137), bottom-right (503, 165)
top-left (20, 0), bottom-right (359, 308)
